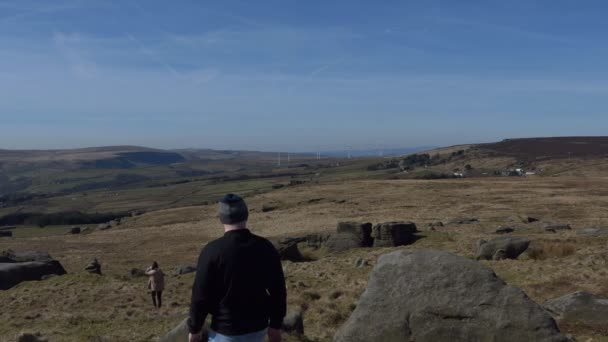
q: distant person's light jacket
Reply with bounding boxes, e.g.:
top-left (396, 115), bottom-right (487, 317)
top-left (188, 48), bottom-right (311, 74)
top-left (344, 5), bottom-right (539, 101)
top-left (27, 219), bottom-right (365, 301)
top-left (146, 267), bottom-right (165, 292)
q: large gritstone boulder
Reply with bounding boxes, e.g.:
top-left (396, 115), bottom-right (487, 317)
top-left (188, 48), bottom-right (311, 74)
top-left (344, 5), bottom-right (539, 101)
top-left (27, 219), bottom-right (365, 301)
top-left (175, 265), bottom-right (197, 276)
top-left (159, 318), bottom-right (208, 342)
top-left (324, 233), bottom-right (363, 253)
top-left (544, 291), bottom-right (608, 327)
top-left (476, 236), bottom-right (530, 260)
top-left (334, 250), bottom-right (568, 342)
top-left (270, 239), bottom-right (304, 262)
top-left (336, 222), bottom-right (373, 247)
top-left (0, 260), bottom-right (67, 290)
top-left (371, 221), bottom-right (418, 247)
top-left (306, 233), bottom-right (331, 249)
top-left (0, 250), bottom-right (53, 263)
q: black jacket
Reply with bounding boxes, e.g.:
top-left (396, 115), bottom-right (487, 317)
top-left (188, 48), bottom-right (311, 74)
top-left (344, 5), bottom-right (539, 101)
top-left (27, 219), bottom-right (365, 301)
top-left (187, 229), bottom-right (287, 335)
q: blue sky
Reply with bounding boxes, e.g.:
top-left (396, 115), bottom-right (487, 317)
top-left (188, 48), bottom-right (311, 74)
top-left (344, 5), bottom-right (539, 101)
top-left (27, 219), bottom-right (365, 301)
top-left (1, 0), bottom-right (607, 151)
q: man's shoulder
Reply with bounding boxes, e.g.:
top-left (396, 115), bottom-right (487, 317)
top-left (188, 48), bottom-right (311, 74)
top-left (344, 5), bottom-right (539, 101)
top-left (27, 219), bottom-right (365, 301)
top-left (250, 233), bottom-right (280, 255)
top-left (200, 236), bottom-right (227, 254)
top-left (250, 232), bottom-right (274, 245)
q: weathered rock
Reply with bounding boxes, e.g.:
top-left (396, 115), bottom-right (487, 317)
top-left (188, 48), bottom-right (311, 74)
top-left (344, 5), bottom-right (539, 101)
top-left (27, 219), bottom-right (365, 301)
top-left (428, 221), bottom-right (444, 228)
top-left (492, 249), bottom-right (508, 260)
top-left (97, 223), bottom-right (112, 230)
top-left (448, 218), bottom-right (479, 225)
top-left (306, 233), bottom-right (331, 249)
top-left (324, 233), bottom-right (363, 253)
top-left (526, 216), bottom-right (540, 223)
top-left (544, 291), bottom-right (608, 327)
top-left (476, 236), bottom-right (530, 260)
top-left (495, 226), bottom-right (515, 234)
top-left (371, 221), bottom-right (418, 247)
top-left (80, 227), bottom-right (95, 234)
top-left (68, 227), bottom-right (81, 235)
top-left (336, 222), bottom-right (373, 247)
top-left (262, 204), bottom-right (277, 212)
top-left (271, 239), bottom-right (304, 262)
top-left (577, 228), bottom-right (608, 237)
top-left (354, 258), bottom-right (369, 268)
top-left (40, 274), bottom-right (57, 281)
top-left (17, 332), bottom-right (48, 342)
top-left (0, 250), bottom-right (53, 263)
top-left (334, 250), bottom-right (569, 342)
top-left (282, 309), bottom-right (304, 335)
top-left (279, 236), bottom-right (307, 245)
top-left (543, 223), bottom-right (571, 231)
top-left (85, 258), bottom-right (102, 275)
top-left (110, 219), bottom-right (121, 227)
top-left (0, 260), bottom-right (67, 290)
top-left (159, 318), bottom-right (208, 342)
top-left (175, 265), bottom-right (197, 275)
top-left (0, 231), bottom-right (12, 237)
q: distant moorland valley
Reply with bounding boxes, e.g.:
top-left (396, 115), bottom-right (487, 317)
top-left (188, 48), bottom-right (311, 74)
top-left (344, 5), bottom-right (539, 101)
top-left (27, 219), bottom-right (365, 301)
top-left (2, 136), bottom-right (608, 341)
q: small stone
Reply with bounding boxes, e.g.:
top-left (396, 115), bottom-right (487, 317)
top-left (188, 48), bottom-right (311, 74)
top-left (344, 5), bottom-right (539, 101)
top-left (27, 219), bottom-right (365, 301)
top-left (282, 310), bottom-right (304, 335)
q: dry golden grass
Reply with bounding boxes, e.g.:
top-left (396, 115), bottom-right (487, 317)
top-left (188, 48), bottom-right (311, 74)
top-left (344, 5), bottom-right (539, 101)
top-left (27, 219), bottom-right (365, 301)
top-left (527, 240), bottom-right (577, 260)
top-left (2, 176), bottom-right (608, 341)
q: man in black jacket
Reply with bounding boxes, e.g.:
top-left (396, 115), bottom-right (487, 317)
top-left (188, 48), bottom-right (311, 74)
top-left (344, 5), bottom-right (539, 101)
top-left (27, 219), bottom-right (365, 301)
top-left (188, 194), bottom-right (287, 342)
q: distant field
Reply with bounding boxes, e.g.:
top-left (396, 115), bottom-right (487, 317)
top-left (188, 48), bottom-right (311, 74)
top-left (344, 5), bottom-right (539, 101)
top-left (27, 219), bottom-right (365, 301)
top-left (8, 225), bottom-right (86, 238)
top-left (479, 136), bottom-right (608, 160)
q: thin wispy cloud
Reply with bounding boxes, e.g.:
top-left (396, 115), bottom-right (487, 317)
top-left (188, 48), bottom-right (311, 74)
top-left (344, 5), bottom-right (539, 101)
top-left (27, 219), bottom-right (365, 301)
top-left (125, 32), bottom-right (179, 77)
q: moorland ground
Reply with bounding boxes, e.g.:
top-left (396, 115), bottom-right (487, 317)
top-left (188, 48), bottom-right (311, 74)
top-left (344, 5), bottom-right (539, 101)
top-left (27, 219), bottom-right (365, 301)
top-left (2, 175), bottom-right (608, 341)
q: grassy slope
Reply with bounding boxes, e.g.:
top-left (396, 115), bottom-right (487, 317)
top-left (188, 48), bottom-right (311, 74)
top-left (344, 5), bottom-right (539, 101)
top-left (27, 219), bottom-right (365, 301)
top-left (2, 177), bottom-right (608, 341)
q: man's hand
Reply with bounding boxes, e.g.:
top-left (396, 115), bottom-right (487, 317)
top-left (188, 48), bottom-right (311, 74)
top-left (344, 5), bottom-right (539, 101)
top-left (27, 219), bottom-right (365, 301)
top-left (268, 328), bottom-right (282, 342)
top-left (189, 332), bottom-right (202, 342)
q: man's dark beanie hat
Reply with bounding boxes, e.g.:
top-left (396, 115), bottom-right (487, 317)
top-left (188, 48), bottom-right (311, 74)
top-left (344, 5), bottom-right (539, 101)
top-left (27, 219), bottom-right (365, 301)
top-left (218, 194), bottom-right (249, 224)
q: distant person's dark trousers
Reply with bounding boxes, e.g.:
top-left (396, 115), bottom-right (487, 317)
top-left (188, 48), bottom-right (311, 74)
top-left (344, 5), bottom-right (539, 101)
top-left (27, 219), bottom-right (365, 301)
top-left (151, 291), bottom-right (162, 308)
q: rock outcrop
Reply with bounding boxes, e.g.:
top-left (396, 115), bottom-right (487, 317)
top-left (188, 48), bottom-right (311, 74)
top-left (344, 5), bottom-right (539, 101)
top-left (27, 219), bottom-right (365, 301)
top-left (476, 236), bottom-right (530, 260)
top-left (336, 222), bottom-right (373, 247)
top-left (305, 233), bottom-right (331, 249)
top-left (1, 250), bottom-right (53, 263)
top-left (495, 226), bottom-right (515, 234)
top-left (544, 291), bottom-right (608, 327)
top-left (270, 239), bottom-right (304, 262)
top-left (334, 250), bottom-right (569, 342)
top-left (175, 265), bottom-right (197, 275)
top-left (0, 260), bottom-right (67, 290)
top-left (323, 233), bottom-right (364, 253)
top-left (371, 221), bottom-right (418, 247)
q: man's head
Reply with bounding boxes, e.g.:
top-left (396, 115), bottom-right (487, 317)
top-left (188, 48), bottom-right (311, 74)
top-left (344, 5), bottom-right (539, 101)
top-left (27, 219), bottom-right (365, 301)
top-left (218, 194), bottom-right (249, 229)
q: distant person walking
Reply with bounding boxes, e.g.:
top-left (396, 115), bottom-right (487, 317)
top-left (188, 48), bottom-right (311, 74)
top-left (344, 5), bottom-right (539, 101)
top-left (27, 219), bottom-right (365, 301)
top-left (188, 194), bottom-right (287, 342)
top-left (146, 261), bottom-right (165, 309)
